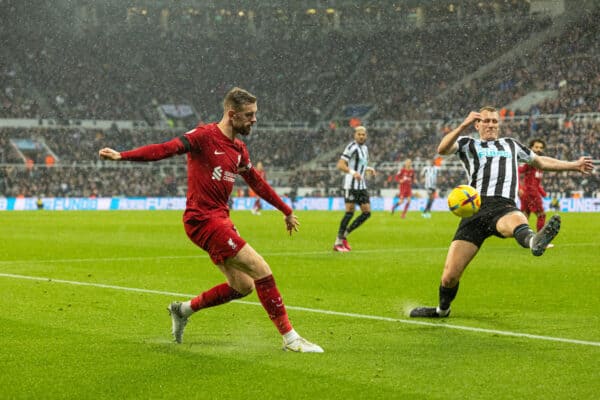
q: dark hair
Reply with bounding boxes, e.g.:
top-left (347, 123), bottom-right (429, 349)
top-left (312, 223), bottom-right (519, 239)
top-left (223, 87), bottom-right (257, 112)
top-left (529, 138), bottom-right (546, 148)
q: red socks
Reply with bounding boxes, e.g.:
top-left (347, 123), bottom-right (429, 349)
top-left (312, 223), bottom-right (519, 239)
top-left (537, 214), bottom-right (546, 232)
top-left (402, 202), bottom-right (410, 217)
top-left (254, 274), bottom-right (292, 335)
top-left (190, 275), bottom-right (293, 336)
top-left (190, 283), bottom-right (245, 311)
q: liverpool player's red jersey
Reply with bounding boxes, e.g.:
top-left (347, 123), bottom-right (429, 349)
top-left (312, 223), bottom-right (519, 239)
top-left (120, 122), bottom-right (291, 223)
top-left (182, 123), bottom-right (250, 220)
top-left (395, 168), bottom-right (415, 194)
top-left (519, 163), bottom-right (546, 197)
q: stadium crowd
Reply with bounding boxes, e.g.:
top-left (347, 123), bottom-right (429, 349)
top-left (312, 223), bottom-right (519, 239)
top-left (3, 2), bottom-right (596, 124)
top-left (1, 114), bottom-right (598, 198)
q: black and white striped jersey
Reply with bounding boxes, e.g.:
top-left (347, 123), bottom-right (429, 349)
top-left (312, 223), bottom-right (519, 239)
top-left (340, 141), bottom-right (369, 190)
top-left (421, 165), bottom-right (439, 190)
top-left (453, 136), bottom-right (535, 202)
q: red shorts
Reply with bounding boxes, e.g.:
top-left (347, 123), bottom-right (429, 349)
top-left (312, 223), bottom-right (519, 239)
top-left (398, 186), bottom-right (412, 198)
top-left (184, 217), bottom-right (247, 265)
top-left (520, 193), bottom-right (544, 214)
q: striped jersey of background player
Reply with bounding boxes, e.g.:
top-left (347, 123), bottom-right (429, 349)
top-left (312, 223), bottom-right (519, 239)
top-left (333, 125), bottom-right (376, 252)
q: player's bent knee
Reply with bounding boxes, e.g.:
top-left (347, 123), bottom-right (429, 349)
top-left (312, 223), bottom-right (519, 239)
top-left (235, 282), bottom-right (254, 296)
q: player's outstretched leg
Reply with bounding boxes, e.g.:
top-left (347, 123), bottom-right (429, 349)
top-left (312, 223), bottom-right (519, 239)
top-left (531, 215), bottom-right (561, 256)
top-left (167, 301), bottom-right (189, 343)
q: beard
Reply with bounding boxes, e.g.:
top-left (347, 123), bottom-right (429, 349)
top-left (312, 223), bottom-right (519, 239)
top-left (232, 122), bottom-right (252, 136)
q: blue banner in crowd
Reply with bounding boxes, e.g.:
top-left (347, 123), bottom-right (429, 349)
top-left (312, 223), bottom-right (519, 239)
top-left (1, 197), bottom-right (599, 212)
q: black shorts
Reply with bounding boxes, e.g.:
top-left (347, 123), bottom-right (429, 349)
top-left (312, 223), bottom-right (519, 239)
top-left (344, 189), bottom-right (370, 205)
top-left (453, 196), bottom-right (520, 248)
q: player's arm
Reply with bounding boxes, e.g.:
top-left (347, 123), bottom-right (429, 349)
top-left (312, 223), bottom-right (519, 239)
top-left (337, 158), bottom-right (361, 180)
top-left (241, 168), bottom-right (299, 235)
top-left (538, 184), bottom-right (547, 197)
top-left (531, 155), bottom-right (594, 174)
top-left (99, 136), bottom-right (188, 162)
top-left (438, 111), bottom-right (480, 155)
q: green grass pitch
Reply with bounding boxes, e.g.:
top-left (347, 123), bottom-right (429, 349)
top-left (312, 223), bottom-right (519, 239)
top-left (1, 210), bottom-right (598, 399)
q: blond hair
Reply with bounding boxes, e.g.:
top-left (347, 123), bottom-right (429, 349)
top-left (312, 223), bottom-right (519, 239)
top-left (223, 87), bottom-right (257, 112)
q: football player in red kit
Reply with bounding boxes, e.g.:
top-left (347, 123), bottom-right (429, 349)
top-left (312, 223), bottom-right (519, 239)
top-left (99, 87), bottom-right (323, 353)
top-left (519, 139), bottom-right (547, 232)
top-left (251, 161), bottom-right (266, 215)
top-left (391, 158), bottom-right (415, 218)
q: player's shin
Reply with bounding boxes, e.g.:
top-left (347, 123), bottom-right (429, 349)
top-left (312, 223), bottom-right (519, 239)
top-left (182, 283), bottom-right (246, 316)
top-left (513, 224), bottom-right (535, 248)
top-left (536, 213), bottom-right (546, 232)
top-left (347, 212), bottom-right (371, 233)
top-left (438, 282), bottom-right (459, 313)
top-left (254, 274), bottom-right (293, 334)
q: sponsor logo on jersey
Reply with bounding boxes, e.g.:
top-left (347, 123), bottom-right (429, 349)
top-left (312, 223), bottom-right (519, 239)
top-left (477, 147), bottom-right (512, 159)
top-left (212, 166), bottom-right (236, 182)
top-left (212, 166), bottom-right (222, 180)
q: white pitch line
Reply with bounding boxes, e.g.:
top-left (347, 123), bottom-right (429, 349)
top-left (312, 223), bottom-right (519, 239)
top-left (1, 272), bottom-right (599, 348)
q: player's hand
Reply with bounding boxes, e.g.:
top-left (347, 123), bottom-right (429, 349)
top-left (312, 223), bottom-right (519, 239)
top-left (284, 213), bottom-right (300, 236)
top-left (99, 148), bottom-right (122, 161)
top-left (577, 156), bottom-right (594, 174)
top-left (461, 111), bottom-right (481, 129)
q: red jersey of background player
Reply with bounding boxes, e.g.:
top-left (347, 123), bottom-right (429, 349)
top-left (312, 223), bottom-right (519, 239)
top-left (120, 122), bottom-right (290, 222)
top-left (519, 164), bottom-right (546, 199)
top-left (395, 167), bottom-right (415, 197)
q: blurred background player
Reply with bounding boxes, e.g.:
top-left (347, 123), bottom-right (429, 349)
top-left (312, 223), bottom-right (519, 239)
top-left (519, 139), bottom-right (548, 232)
top-left (333, 125), bottom-right (376, 252)
top-left (391, 158), bottom-right (415, 218)
top-left (421, 158), bottom-right (440, 218)
top-left (251, 161), bottom-right (266, 215)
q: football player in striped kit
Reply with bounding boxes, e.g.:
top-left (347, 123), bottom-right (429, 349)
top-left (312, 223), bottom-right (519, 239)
top-left (411, 106), bottom-right (593, 318)
top-left (420, 158), bottom-right (439, 218)
top-left (333, 125), bottom-right (376, 252)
